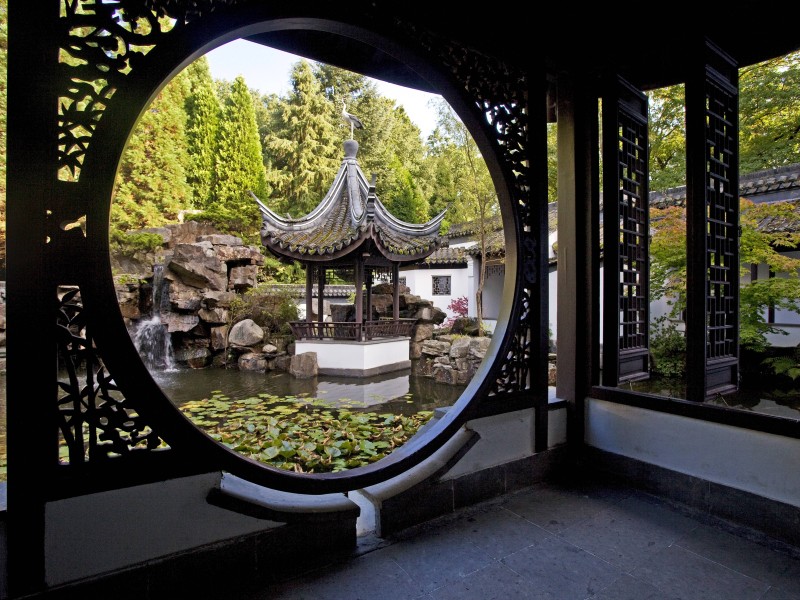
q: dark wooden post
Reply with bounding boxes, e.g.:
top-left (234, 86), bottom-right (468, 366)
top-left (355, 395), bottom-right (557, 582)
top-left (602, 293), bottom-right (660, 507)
top-left (365, 267), bottom-right (373, 329)
top-left (686, 38), bottom-right (740, 400)
top-left (556, 74), bottom-right (600, 450)
top-left (305, 265), bottom-right (314, 325)
top-left (317, 266), bottom-right (326, 339)
top-left (355, 256), bottom-right (364, 341)
top-left (602, 75), bottom-right (650, 386)
top-left (393, 263), bottom-right (400, 321)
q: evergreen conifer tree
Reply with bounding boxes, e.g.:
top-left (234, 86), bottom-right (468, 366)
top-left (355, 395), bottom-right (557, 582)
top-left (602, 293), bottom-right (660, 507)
top-left (209, 75), bottom-right (269, 235)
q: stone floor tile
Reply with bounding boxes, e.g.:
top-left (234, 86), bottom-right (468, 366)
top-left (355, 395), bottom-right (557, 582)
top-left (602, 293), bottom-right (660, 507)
top-left (500, 532), bottom-right (621, 599)
top-left (247, 550), bottom-right (421, 600)
top-left (558, 493), bottom-right (700, 571)
top-left (377, 524), bottom-right (495, 594)
top-left (674, 522), bottom-right (800, 595)
top-left (631, 544), bottom-right (769, 600)
top-left (448, 504), bottom-right (553, 559)
top-left (591, 573), bottom-right (679, 600)
top-left (428, 562), bottom-right (539, 600)
top-left (760, 586), bottom-right (800, 600)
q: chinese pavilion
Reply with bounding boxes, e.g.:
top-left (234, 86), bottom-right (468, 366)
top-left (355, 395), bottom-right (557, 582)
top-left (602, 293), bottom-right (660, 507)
top-left (253, 138), bottom-right (446, 375)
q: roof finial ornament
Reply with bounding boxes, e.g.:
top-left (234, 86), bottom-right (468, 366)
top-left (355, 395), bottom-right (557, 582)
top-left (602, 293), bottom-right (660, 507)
top-left (341, 101), bottom-right (364, 140)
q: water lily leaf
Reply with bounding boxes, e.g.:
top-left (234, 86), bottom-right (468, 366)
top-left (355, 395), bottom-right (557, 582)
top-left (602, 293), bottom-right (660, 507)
top-left (324, 446), bottom-right (342, 458)
top-left (261, 446), bottom-right (280, 460)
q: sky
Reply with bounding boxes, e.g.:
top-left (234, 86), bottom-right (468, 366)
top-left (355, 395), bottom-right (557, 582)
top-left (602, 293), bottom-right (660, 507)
top-left (204, 39), bottom-right (442, 139)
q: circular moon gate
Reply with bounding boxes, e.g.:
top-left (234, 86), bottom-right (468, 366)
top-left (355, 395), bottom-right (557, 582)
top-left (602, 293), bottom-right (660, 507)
top-left (67, 4), bottom-right (545, 495)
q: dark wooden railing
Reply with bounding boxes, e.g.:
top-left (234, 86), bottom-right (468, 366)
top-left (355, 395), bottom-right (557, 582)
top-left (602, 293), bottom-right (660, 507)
top-left (290, 319), bottom-right (417, 341)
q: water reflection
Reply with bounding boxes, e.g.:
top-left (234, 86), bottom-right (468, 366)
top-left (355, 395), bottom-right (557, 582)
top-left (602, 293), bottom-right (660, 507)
top-left (152, 366), bottom-right (465, 416)
top-left (626, 377), bottom-right (800, 419)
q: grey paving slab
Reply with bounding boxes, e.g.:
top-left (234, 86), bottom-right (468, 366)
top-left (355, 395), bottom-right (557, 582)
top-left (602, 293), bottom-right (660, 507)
top-left (443, 504), bottom-right (553, 560)
top-left (558, 493), bottom-right (700, 572)
top-left (248, 550), bottom-right (422, 600)
top-left (592, 574), bottom-right (679, 600)
top-left (377, 522), bottom-right (496, 594)
top-left (674, 522), bottom-right (800, 595)
top-left (500, 532), bottom-right (622, 599)
top-left (761, 586), bottom-right (800, 600)
top-left (428, 562), bottom-right (540, 600)
top-left (500, 481), bottom-right (628, 534)
top-left (631, 544), bottom-right (770, 600)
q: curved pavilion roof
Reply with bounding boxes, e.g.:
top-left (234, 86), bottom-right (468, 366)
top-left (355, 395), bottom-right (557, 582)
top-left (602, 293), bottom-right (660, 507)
top-left (253, 140), bottom-right (446, 265)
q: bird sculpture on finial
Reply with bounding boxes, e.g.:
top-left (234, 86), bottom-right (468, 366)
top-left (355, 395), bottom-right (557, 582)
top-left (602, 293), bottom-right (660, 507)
top-left (341, 101), bottom-right (364, 139)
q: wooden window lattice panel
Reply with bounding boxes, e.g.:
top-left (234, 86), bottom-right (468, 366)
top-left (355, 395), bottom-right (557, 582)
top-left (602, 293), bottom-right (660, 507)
top-left (432, 275), bottom-right (451, 295)
top-left (686, 40), bottom-right (739, 399)
top-left (602, 76), bottom-right (650, 385)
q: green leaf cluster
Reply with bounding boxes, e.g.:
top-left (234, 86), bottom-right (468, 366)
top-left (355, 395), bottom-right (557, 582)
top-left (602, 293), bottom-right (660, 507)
top-left (179, 392), bottom-right (434, 473)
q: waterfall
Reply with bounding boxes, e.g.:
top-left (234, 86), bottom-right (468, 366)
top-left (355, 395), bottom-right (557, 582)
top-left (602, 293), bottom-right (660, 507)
top-left (131, 265), bottom-right (175, 371)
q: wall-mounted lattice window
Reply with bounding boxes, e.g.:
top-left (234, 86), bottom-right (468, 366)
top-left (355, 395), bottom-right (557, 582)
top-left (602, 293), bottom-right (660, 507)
top-left (398, 276), bottom-right (407, 286)
top-left (486, 264), bottom-right (505, 277)
top-left (432, 275), bottom-right (451, 295)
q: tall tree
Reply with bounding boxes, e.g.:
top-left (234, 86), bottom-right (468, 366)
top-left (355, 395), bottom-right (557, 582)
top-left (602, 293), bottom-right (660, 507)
top-left (184, 56), bottom-right (220, 209)
top-left (315, 63), bottom-right (433, 222)
top-left (208, 75), bottom-right (268, 235)
top-left (647, 49), bottom-right (800, 190)
top-left (112, 70), bottom-right (193, 233)
top-left (429, 100), bottom-right (499, 333)
top-left (263, 60), bottom-right (339, 217)
top-left (740, 51), bottom-right (800, 174)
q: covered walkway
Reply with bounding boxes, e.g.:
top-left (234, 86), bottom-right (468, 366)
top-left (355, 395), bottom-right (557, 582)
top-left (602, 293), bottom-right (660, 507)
top-left (239, 473), bottom-right (800, 600)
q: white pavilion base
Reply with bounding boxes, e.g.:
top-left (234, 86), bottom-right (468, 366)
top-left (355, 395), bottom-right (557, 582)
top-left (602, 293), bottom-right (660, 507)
top-left (294, 337), bottom-right (412, 377)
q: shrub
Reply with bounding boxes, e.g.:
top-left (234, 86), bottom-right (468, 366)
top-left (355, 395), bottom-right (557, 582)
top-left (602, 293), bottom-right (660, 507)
top-left (649, 316), bottom-right (686, 379)
top-left (229, 284), bottom-right (299, 336)
top-left (110, 231), bottom-right (165, 257)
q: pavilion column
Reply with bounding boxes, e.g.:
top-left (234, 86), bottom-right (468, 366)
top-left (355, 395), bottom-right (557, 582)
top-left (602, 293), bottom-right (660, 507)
top-left (354, 256), bottom-right (364, 341)
top-left (393, 263), bottom-right (400, 321)
top-left (366, 268), bottom-right (373, 324)
top-left (305, 266), bottom-right (313, 324)
top-left (317, 266), bottom-right (326, 339)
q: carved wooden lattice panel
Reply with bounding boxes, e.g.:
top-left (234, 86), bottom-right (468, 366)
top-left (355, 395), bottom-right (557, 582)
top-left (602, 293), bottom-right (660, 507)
top-left (602, 77), bottom-right (650, 385)
top-left (686, 40), bottom-right (739, 399)
top-left (403, 23), bottom-right (541, 399)
top-left (57, 289), bottom-right (168, 468)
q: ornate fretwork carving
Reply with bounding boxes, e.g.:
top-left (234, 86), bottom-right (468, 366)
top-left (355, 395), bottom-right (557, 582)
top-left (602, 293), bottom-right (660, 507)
top-left (399, 23), bottom-right (536, 397)
top-left (57, 288), bottom-right (168, 467)
top-left (57, 0), bottom-right (229, 180)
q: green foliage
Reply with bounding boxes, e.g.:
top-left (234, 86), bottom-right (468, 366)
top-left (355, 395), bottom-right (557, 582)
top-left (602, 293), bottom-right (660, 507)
top-left (179, 392), bottom-right (434, 473)
top-left (762, 346), bottom-right (800, 380)
top-left (740, 51), bottom-right (800, 174)
top-left (263, 60), bottom-right (339, 217)
top-left (184, 56), bottom-right (220, 208)
top-left (228, 284), bottom-right (299, 336)
top-left (112, 70), bottom-right (194, 234)
top-left (210, 75), bottom-right (269, 236)
top-left (649, 199), bottom-right (800, 352)
top-left (649, 316), bottom-right (686, 379)
top-left (647, 49), bottom-right (800, 191)
top-left (259, 255), bottom-right (306, 284)
top-left (109, 231), bottom-right (165, 257)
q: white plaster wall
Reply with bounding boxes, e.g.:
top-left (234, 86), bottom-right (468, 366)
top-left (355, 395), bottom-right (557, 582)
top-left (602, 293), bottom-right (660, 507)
top-left (45, 473), bottom-right (280, 586)
top-left (585, 398), bottom-right (800, 508)
top-left (482, 265), bottom-right (504, 320)
top-left (296, 339), bottom-right (410, 370)
top-left (400, 266), bottom-right (470, 318)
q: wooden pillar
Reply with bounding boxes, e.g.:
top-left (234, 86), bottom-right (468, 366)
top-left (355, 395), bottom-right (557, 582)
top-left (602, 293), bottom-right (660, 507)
top-left (354, 257), bottom-right (364, 341)
top-left (393, 263), bottom-right (400, 321)
top-left (317, 266), bottom-right (326, 339)
top-left (556, 73), bottom-right (600, 450)
top-left (305, 266), bottom-right (313, 324)
top-left (365, 268), bottom-right (373, 324)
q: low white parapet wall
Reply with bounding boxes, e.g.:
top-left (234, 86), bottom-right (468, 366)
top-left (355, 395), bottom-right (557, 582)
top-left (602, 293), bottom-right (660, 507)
top-left (296, 337), bottom-right (411, 376)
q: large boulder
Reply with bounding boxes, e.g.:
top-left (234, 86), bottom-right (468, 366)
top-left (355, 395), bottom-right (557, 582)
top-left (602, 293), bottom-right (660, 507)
top-left (228, 319), bottom-right (264, 348)
top-left (290, 352), bottom-right (318, 379)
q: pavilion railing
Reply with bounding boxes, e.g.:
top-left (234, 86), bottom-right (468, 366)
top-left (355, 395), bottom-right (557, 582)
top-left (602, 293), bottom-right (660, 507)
top-left (290, 319), bottom-right (417, 341)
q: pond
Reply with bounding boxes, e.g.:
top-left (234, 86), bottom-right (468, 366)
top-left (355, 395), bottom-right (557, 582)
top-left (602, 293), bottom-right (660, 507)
top-left (152, 365), bottom-right (466, 415)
